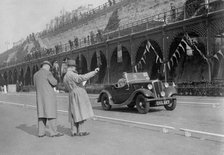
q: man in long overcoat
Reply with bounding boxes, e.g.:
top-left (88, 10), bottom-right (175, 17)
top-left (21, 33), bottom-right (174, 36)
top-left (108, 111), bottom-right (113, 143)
top-left (33, 61), bottom-right (63, 137)
top-left (63, 59), bottom-right (99, 136)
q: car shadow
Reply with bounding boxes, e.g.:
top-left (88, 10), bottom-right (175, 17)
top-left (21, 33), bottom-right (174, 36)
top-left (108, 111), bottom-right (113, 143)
top-left (16, 124), bottom-right (70, 137)
top-left (93, 105), bottom-right (164, 114)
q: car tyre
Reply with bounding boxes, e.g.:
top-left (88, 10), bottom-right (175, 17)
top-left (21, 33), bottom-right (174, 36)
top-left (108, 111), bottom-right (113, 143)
top-left (101, 93), bottom-right (112, 110)
top-left (164, 95), bottom-right (176, 111)
top-left (136, 94), bottom-right (149, 114)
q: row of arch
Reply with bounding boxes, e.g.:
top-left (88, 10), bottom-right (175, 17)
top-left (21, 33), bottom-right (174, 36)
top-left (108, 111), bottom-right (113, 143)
top-left (0, 30), bottom-right (223, 86)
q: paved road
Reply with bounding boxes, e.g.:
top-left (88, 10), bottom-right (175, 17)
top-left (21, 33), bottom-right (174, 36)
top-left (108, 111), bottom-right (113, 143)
top-left (0, 92), bottom-right (224, 155)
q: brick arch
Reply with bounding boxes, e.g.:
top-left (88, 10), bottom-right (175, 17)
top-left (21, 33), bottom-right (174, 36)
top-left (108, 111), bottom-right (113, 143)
top-left (135, 39), bottom-right (163, 79)
top-left (76, 54), bottom-right (88, 74)
top-left (90, 50), bottom-right (107, 84)
top-left (109, 45), bottom-right (132, 83)
top-left (167, 31), bottom-right (208, 82)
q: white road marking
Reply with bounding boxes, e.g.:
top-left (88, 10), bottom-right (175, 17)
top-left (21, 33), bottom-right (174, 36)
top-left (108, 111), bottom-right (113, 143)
top-left (180, 128), bottom-right (224, 138)
top-left (0, 100), bottom-right (224, 139)
top-left (0, 93), bottom-right (97, 99)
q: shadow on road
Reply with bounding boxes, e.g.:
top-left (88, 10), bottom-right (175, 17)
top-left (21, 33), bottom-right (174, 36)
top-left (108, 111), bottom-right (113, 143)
top-left (93, 105), bottom-right (163, 114)
top-left (16, 124), bottom-right (38, 137)
top-left (16, 124), bottom-right (71, 137)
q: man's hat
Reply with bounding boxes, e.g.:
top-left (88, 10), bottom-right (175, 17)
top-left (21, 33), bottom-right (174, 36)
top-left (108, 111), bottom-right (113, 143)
top-left (67, 59), bottom-right (77, 67)
top-left (41, 61), bottom-right (52, 67)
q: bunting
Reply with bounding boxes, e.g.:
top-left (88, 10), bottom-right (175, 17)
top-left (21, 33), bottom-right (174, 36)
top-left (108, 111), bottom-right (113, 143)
top-left (211, 50), bottom-right (224, 62)
top-left (166, 33), bottom-right (208, 71)
top-left (134, 41), bottom-right (163, 72)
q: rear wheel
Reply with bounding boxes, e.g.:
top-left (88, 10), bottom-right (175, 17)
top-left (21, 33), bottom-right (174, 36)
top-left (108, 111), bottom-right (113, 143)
top-left (136, 94), bottom-right (149, 114)
top-left (101, 93), bottom-right (112, 110)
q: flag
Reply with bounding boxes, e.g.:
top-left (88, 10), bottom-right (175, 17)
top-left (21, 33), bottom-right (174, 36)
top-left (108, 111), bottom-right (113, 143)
top-left (186, 43), bottom-right (193, 56)
top-left (178, 42), bottom-right (185, 52)
top-left (176, 49), bottom-right (181, 59)
top-left (146, 41), bottom-right (151, 52)
top-left (159, 58), bottom-right (163, 63)
top-left (156, 55), bottom-right (159, 63)
top-left (134, 66), bottom-right (138, 72)
top-left (170, 58), bottom-right (174, 67)
top-left (117, 44), bottom-right (122, 63)
top-left (141, 57), bottom-right (146, 64)
top-left (217, 50), bottom-right (224, 58)
top-left (167, 62), bottom-right (171, 70)
top-left (96, 51), bottom-right (102, 66)
top-left (213, 54), bottom-right (219, 61)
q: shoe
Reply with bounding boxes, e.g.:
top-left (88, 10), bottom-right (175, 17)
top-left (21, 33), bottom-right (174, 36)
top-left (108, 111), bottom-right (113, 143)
top-left (38, 134), bottom-right (46, 138)
top-left (50, 133), bottom-right (64, 137)
top-left (77, 132), bottom-right (90, 136)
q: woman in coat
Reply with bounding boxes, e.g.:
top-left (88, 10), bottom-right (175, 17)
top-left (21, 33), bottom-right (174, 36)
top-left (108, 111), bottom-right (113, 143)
top-left (63, 59), bottom-right (99, 136)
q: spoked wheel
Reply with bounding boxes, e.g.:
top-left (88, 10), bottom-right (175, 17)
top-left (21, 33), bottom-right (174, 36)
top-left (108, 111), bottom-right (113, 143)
top-left (164, 100), bottom-right (176, 110)
top-left (135, 94), bottom-right (149, 114)
top-left (101, 94), bottom-right (112, 110)
top-left (164, 95), bottom-right (176, 111)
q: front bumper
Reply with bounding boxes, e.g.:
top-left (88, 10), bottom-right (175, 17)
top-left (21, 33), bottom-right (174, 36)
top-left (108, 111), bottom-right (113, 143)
top-left (145, 97), bottom-right (176, 106)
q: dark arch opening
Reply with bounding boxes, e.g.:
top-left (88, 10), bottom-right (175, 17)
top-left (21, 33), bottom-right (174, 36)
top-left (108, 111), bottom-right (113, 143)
top-left (0, 74), bottom-right (4, 86)
top-left (19, 69), bottom-right (24, 85)
top-left (25, 67), bottom-right (31, 85)
top-left (76, 54), bottom-right (88, 74)
top-left (110, 46), bottom-right (132, 83)
top-left (13, 69), bottom-right (17, 84)
top-left (8, 71), bottom-right (13, 84)
top-left (168, 32), bottom-right (208, 82)
top-left (90, 51), bottom-right (107, 84)
top-left (135, 40), bottom-right (163, 80)
top-left (4, 72), bottom-right (8, 85)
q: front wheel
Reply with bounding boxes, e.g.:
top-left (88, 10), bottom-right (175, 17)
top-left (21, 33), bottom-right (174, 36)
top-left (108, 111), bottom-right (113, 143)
top-left (164, 99), bottom-right (176, 111)
top-left (136, 94), bottom-right (149, 114)
top-left (101, 94), bottom-right (112, 110)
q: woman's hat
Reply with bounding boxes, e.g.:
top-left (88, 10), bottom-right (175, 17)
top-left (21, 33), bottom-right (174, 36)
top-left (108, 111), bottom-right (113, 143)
top-left (67, 59), bottom-right (77, 67)
top-left (41, 61), bottom-right (52, 67)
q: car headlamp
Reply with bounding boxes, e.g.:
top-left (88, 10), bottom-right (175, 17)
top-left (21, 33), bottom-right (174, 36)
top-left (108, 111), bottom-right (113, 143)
top-left (161, 91), bottom-right (165, 97)
top-left (164, 82), bottom-right (169, 88)
top-left (147, 84), bottom-right (152, 90)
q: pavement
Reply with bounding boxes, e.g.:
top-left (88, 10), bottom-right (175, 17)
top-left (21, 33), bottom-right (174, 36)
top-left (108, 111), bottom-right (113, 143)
top-left (0, 93), bottom-right (224, 155)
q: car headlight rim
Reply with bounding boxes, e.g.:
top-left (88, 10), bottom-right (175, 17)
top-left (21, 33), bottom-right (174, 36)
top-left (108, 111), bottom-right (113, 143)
top-left (147, 84), bottom-right (152, 90)
top-left (161, 91), bottom-right (165, 97)
top-left (164, 82), bottom-right (169, 88)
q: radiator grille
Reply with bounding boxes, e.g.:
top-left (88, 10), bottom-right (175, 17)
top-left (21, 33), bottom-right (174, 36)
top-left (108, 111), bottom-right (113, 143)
top-left (153, 81), bottom-right (163, 98)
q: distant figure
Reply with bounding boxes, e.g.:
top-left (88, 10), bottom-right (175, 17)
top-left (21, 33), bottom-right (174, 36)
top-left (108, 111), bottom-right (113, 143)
top-left (63, 59), bottom-right (99, 136)
top-left (170, 3), bottom-right (176, 22)
top-left (33, 61), bottom-right (64, 138)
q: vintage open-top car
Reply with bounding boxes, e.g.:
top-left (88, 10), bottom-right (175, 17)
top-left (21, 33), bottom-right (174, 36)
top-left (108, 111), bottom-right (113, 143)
top-left (98, 72), bottom-right (177, 114)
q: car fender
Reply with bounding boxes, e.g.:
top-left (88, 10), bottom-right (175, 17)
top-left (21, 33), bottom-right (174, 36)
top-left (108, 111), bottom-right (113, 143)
top-left (98, 90), bottom-right (114, 105)
top-left (117, 88), bottom-right (154, 106)
top-left (165, 86), bottom-right (178, 97)
top-left (132, 88), bottom-right (154, 98)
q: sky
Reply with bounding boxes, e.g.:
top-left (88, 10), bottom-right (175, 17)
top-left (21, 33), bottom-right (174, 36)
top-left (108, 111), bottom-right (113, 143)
top-left (0, 0), bottom-right (106, 54)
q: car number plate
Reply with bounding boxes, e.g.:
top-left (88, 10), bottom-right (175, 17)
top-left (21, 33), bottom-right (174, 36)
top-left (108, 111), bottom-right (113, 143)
top-left (156, 100), bottom-right (170, 106)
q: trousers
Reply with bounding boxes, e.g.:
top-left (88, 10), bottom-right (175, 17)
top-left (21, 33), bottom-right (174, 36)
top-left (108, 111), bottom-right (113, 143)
top-left (38, 118), bottom-right (58, 136)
